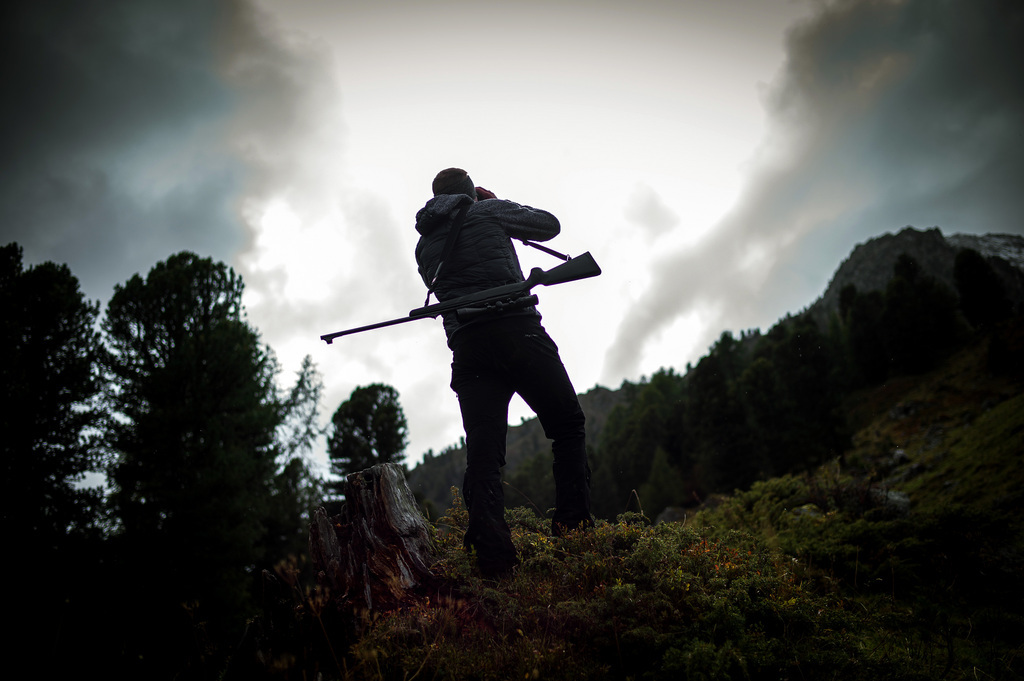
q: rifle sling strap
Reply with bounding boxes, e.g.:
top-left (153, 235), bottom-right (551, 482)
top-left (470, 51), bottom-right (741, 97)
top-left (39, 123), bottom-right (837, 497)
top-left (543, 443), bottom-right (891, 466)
top-left (423, 199), bottom-right (471, 306)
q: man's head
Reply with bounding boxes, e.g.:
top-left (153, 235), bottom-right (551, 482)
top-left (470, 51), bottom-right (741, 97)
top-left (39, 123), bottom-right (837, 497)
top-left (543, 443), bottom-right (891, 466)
top-left (432, 168), bottom-right (477, 199)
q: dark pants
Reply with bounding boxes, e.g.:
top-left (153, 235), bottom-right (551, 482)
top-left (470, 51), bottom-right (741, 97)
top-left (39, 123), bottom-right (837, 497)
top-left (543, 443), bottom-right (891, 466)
top-left (450, 315), bottom-right (592, 573)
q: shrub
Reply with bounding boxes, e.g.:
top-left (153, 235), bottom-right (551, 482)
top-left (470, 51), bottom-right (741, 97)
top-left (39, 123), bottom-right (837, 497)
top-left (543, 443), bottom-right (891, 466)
top-left (347, 497), bottom-right (908, 680)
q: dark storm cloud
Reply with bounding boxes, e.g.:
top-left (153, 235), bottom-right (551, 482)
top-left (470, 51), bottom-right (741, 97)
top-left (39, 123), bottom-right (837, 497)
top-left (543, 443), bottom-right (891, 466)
top-left (772, 0), bottom-right (1024, 230)
top-left (603, 0), bottom-right (1024, 381)
top-left (0, 0), bottom-right (244, 302)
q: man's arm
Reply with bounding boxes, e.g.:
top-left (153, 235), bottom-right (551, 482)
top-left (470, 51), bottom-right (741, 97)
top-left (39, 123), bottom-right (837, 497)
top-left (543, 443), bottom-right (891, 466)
top-left (477, 199), bottom-right (560, 241)
top-left (472, 191), bottom-right (560, 242)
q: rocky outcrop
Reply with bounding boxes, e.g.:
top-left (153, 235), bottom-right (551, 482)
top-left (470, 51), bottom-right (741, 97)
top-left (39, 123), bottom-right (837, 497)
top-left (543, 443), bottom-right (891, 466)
top-left (808, 226), bottom-right (1024, 326)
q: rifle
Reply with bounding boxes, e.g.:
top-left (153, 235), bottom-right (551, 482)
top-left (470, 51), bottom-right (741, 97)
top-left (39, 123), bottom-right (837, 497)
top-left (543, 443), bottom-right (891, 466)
top-left (320, 251), bottom-right (601, 344)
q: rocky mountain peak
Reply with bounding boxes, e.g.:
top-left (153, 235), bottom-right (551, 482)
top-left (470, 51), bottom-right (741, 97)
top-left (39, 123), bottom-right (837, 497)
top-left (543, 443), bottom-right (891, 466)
top-left (809, 226), bottom-right (1024, 326)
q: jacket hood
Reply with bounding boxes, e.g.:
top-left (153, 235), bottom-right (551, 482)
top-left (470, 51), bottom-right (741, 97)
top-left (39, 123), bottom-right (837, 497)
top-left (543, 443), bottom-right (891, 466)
top-left (415, 194), bottom-right (473, 236)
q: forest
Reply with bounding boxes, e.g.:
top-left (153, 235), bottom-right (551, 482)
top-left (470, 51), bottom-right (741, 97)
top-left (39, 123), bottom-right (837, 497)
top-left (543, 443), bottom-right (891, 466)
top-left (4, 235), bottom-right (1022, 679)
top-left (3, 244), bottom-right (324, 677)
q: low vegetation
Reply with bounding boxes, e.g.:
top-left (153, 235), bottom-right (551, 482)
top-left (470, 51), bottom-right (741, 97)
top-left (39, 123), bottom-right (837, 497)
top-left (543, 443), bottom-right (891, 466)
top-left (341, 499), bottom-right (901, 680)
top-left (253, 317), bottom-right (1022, 680)
top-left (303, 464), bottom-right (1019, 680)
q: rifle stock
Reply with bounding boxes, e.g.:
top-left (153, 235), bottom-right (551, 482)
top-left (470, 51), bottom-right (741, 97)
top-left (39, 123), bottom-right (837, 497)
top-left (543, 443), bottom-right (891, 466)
top-left (320, 251), bottom-right (601, 343)
top-left (530, 250), bottom-right (601, 287)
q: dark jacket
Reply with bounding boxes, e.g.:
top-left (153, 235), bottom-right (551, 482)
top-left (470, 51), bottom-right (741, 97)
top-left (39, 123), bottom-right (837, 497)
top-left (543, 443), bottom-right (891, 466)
top-left (414, 193), bottom-right (560, 344)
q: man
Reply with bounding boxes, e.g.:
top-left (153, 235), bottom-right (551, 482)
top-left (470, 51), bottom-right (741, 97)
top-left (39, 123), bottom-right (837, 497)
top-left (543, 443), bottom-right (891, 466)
top-left (414, 167), bottom-right (593, 577)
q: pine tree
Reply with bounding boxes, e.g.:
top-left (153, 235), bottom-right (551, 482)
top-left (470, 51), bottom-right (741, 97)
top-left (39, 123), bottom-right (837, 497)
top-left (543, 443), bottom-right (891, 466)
top-left (327, 383), bottom-right (409, 500)
top-left (883, 253), bottom-right (964, 375)
top-left (0, 243), bottom-right (105, 549)
top-left (102, 251), bottom-right (321, 643)
top-left (955, 248), bottom-right (1011, 329)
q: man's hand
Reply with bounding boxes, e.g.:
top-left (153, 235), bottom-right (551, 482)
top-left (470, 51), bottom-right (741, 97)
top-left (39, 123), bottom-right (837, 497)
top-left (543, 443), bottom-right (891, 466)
top-left (475, 186), bottom-right (497, 200)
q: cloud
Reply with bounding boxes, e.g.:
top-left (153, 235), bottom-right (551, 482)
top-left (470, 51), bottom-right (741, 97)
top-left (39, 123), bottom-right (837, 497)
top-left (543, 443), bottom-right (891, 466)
top-left (215, 2), bottom-right (460, 465)
top-left (625, 184), bottom-right (680, 237)
top-left (0, 0), bottom-right (247, 302)
top-left (8, 0), bottom-right (1018, 466)
top-left (215, 0), bottom-right (429, 329)
top-left (602, 0), bottom-right (1024, 381)
top-left (0, 0), bottom-right (389, 462)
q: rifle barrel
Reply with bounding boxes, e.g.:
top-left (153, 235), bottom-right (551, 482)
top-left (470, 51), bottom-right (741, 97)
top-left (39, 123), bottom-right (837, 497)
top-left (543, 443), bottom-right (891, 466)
top-left (320, 315), bottom-right (417, 344)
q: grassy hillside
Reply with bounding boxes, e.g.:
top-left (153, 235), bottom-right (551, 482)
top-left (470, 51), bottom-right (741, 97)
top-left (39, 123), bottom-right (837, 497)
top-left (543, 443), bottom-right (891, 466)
top-left (242, 323), bottom-right (1022, 679)
top-left (689, 327), bottom-right (1024, 680)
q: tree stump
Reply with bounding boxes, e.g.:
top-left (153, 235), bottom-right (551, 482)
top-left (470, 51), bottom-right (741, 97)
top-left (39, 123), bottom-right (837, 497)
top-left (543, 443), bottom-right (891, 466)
top-left (308, 463), bottom-right (435, 612)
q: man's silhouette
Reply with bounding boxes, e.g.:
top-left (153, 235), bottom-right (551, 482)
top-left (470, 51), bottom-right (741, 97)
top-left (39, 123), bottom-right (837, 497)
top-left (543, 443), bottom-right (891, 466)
top-left (414, 168), bottom-right (593, 577)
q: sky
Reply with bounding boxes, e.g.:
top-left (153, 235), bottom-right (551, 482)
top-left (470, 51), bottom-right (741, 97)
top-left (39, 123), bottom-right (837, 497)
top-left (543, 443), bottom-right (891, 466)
top-left (5, 0), bottom-right (1023, 476)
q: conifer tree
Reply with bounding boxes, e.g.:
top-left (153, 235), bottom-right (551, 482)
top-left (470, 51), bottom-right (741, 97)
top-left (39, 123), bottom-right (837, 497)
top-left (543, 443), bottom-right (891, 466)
top-left (0, 243), bottom-right (105, 550)
top-left (327, 383), bottom-right (408, 499)
top-left (102, 251), bottom-right (321, 642)
top-left (955, 248), bottom-right (1011, 329)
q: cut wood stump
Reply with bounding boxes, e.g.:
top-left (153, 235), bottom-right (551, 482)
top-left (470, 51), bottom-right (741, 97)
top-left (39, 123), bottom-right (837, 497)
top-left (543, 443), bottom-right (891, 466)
top-left (308, 463), bottom-right (435, 612)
